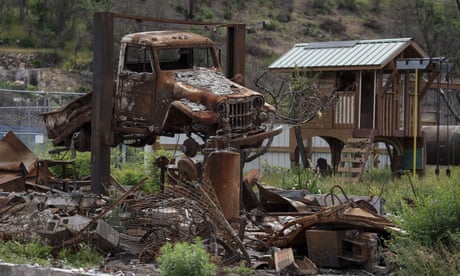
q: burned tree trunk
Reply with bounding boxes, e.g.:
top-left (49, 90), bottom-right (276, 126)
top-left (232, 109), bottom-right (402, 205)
top-left (294, 125), bottom-right (310, 168)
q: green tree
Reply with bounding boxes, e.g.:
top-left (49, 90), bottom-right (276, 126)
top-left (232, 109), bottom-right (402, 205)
top-left (26, 0), bottom-right (80, 48)
top-left (387, 0), bottom-right (460, 73)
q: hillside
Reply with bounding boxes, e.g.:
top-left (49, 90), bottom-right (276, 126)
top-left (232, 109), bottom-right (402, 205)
top-left (0, 0), bottom-right (392, 91)
top-left (1, 0), bottom-right (459, 91)
top-left (231, 0), bottom-right (390, 83)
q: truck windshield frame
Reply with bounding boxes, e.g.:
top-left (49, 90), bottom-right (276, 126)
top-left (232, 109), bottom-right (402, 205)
top-left (158, 47), bottom-right (216, 70)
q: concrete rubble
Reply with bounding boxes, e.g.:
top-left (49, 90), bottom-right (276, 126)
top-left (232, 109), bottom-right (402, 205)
top-left (0, 131), bottom-right (396, 275)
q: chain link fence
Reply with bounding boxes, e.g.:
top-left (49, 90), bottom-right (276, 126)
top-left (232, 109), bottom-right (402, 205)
top-left (0, 88), bottom-right (85, 151)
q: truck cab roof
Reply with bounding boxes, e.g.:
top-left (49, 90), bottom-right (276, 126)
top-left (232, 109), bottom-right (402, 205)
top-left (121, 31), bottom-right (215, 48)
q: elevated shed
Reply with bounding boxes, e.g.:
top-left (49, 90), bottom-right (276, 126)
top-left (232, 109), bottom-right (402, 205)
top-left (269, 38), bottom-right (438, 181)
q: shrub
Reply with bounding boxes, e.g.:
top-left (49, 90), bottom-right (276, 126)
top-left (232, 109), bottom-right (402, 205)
top-left (197, 5), bottom-right (215, 21)
top-left (111, 163), bottom-right (147, 187)
top-left (338, 0), bottom-right (359, 12)
top-left (386, 171), bottom-right (460, 275)
top-left (157, 238), bottom-right (216, 276)
top-left (363, 16), bottom-right (382, 30)
top-left (47, 151), bottom-right (91, 179)
top-left (397, 182), bottom-right (460, 247)
top-left (276, 12), bottom-right (291, 23)
top-left (262, 20), bottom-right (280, 31)
top-left (306, 0), bottom-right (334, 15)
top-left (319, 18), bottom-right (346, 34)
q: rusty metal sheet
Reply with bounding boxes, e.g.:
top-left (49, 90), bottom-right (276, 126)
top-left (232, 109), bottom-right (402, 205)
top-left (231, 126), bottom-right (283, 148)
top-left (0, 131), bottom-right (37, 175)
top-left (0, 173), bottom-right (25, 192)
top-left (263, 201), bottom-right (394, 249)
top-left (274, 248), bottom-right (295, 272)
top-left (41, 92), bottom-right (92, 146)
top-left (258, 184), bottom-right (311, 212)
top-left (296, 256), bottom-right (318, 275)
top-left (304, 194), bottom-right (385, 215)
top-left (167, 100), bottom-right (218, 126)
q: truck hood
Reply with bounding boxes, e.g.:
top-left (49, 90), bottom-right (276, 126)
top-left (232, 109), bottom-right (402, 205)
top-left (173, 68), bottom-right (260, 109)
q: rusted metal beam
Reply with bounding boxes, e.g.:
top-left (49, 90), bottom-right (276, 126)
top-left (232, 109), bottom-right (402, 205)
top-left (226, 24), bottom-right (246, 85)
top-left (112, 13), bottom-right (233, 27)
top-left (91, 12), bottom-right (114, 194)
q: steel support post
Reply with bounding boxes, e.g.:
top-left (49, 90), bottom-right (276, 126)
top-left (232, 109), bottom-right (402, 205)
top-left (91, 12), bottom-right (114, 194)
top-left (226, 24), bottom-right (246, 85)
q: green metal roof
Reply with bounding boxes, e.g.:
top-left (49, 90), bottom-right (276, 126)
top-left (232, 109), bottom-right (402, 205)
top-left (269, 38), bottom-right (427, 71)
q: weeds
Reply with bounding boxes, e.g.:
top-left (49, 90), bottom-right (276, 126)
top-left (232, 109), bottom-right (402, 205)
top-left (262, 161), bottom-right (323, 193)
top-left (388, 235), bottom-right (460, 276)
top-left (0, 238), bottom-right (52, 266)
top-left (222, 263), bottom-right (253, 275)
top-left (385, 169), bottom-right (460, 274)
top-left (0, 238), bottom-right (102, 268)
top-left (57, 243), bottom-right (103, 268)
top-left (157, 238), bottom-right (216, 276)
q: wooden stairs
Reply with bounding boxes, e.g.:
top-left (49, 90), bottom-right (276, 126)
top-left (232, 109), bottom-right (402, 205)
top-left (337, 137), bottom-right (374, 183)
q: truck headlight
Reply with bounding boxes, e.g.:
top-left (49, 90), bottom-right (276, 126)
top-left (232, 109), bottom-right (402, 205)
top-left (217, 103), bottom-right (227, 115)
top-left (252, 96), bottom-right (264, 109)
top-left (258, 111), bottom-right (268, 122)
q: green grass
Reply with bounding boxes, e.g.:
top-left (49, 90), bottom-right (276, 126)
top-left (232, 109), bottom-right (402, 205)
top-left (0, 47), bottom-right (55, 54)
top-left (57, 244), bottom-right (103, 268)
top-left (0, 238), bottom-right (52, 266)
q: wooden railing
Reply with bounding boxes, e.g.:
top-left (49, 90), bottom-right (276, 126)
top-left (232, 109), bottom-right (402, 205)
top-left (381, 93), bottom-right (396, 136)
top-left (333, 91), bottom-right (355, 128)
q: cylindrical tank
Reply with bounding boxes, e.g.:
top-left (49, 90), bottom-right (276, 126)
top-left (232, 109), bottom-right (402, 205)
top-left (204, 151), bottom-right (240, 219)
top-left (422, 125), bottom-right (460, 165)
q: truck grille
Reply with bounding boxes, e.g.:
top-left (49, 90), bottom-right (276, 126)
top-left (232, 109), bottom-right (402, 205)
top-left (227, 100), bottom-right (254, 132)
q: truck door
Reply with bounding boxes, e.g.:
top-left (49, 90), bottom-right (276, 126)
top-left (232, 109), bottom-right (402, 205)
top-left (115, 44), bottom-right (156, 130)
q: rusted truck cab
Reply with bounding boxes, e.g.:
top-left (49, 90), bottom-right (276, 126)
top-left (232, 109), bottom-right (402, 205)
top-left (43, 31), bottom-right (279, 151)
top-left (114, 30), bottom-right (276, 148)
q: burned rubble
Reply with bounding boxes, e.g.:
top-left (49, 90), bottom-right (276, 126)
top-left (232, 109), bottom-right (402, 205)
top-left (0, 131), bottom-right (396, 275)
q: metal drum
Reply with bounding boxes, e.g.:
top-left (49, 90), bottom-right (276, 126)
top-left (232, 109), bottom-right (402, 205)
top-left (205, 151), bottom-right (240, 219)
top-left (422, 125), bottom-right (460, 165)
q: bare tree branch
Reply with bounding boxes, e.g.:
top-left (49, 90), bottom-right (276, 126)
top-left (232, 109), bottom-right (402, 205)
top-left (253, 69), bottom-right (337, 168)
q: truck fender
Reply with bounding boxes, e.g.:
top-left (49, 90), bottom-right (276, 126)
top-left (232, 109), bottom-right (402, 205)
top-left (162, 100), bottom-right (218, 131)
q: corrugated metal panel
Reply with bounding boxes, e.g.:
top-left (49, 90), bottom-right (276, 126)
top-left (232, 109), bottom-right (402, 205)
top-left (157, 130), bottom-right (392, 172)
top-left (271, 124), bottom-right (290, 147)
top-left (269, 38), bottom-right (413, 70)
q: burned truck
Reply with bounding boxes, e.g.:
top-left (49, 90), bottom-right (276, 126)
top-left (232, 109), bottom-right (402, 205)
top-left (42, 31), bottom-right (280, 152)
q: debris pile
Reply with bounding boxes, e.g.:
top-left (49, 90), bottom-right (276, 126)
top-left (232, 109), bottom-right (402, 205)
top-left (0, 131), bottom-right (396, 275)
